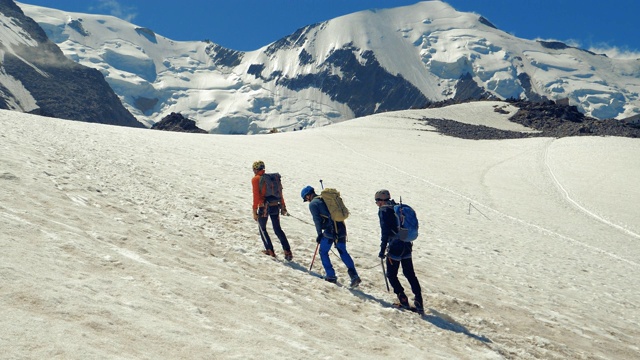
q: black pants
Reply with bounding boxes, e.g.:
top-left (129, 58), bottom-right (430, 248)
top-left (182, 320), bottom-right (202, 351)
top-left (386, 257), bottom-right (422, 304)
top-left (258, 205), bottom-right (290, 251)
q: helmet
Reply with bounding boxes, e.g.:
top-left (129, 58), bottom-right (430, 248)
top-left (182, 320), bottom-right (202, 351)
top-left (252, 160), bottom-right (265, 171)
top-left (300, 186), bottom-right (315, 202)
top-left (375, 189), bottom-right (390, 201)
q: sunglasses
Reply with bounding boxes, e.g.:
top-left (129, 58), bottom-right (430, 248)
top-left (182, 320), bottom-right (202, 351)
top-left (375, 198), bottom-right (386, 202)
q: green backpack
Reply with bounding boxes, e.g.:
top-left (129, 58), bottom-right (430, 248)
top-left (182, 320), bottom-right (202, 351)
top-left (320, 188), bottom-right (349, 222)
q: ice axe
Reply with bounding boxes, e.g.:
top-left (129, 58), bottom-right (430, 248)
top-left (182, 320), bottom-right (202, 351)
top-left (380, 257), bottom-right (390, 292)
top-left (309, 242), bottom-right (319, 271)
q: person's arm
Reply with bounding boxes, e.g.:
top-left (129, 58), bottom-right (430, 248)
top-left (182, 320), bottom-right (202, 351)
top-left (378, 207), bottom-right (395, 257)
top-left (309, 200), bottom-right (324, 237)
top-left (251, 176), bottom-right (262, 220)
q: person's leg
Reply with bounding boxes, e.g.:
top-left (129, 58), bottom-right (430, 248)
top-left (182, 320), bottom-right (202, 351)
top-left (386, 258), bottom-right (406, 303)
top-left (258, 208), bottom-right (274, 253)
top-left (335, 241), bottom-right (360, 286)
top-left (401, 258), bottom-right (423, 308)
top-left (319, 237), bottom-right (336, 281)
top-left (269, 206), bottom-right (290, 251)
top-left (334, 241), bottom-right (356, 269)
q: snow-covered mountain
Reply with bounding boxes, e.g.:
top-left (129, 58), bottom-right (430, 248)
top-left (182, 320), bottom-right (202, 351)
top-left (16, 1), bottom-right (640, 133)
top-left (0, 0), bottom-right (141, 127)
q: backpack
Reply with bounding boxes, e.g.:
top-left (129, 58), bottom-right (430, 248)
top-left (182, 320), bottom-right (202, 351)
top-left (259, 173), bottom-right (283, 202)
top-left (394, 202), bottom-right (419, 242)
top-left (320, 188), bottom-right (349, 222)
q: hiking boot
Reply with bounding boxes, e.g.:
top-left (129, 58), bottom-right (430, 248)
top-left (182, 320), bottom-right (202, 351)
top-left (284, 250), bottom-right (293, 261)
top-left (324, 276), bottom-right (337, 284)
top-left (395, 293), bottom-right (410, 309)
top-left (414, 299), bottom-right (424, 314)
top-left (262, 249), bottom-right (276, 257)
top-left (347, 268), bottom-right (360, 287)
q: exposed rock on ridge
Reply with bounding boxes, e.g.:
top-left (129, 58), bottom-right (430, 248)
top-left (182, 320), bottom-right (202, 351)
top-left (422, 100), bottom-right (640, 139)
top-left (151, 112), bottom-right (207, 133)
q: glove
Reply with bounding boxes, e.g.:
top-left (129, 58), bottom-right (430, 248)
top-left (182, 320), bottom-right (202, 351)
top-left (281, 207), bottom-right (288, 216)
top-left (316, 234), bottom-right (323, 243)
top-left (378, 249), bottom-right (386, 259)
top-left (253, 210), bottom-right (258, 221)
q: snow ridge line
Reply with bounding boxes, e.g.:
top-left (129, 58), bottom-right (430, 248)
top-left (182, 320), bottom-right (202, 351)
top-left (543, 141), bottom-right (640, 240)
top-left (324, 134), bottom-right (640, 268)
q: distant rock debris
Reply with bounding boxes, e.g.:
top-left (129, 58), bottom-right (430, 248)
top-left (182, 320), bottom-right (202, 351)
top-left (151, 112), bottom-right (207, 133)
top-left (508, 100), bottom-right (640, 138)
top-left (422, 99), bottom-right (640, 139)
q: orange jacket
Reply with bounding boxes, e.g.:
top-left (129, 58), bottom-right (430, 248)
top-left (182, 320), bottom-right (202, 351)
top-left (252, 170), bottom-right (287, 210)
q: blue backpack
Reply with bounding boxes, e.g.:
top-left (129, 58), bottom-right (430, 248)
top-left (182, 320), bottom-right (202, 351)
top-left (393, 201), bottom-right (419, 242)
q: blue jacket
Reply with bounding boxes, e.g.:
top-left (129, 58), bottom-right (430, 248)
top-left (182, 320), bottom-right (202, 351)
top-left (378, 200), bottom-right (412, 260)
top-left (309, 196), bottom-right (347, 241)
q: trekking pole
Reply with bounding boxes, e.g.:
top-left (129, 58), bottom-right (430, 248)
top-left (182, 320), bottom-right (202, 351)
top-left (310, 180), bottom-right (324, 272)
top-left (257, 222), bottom-right (269, 250)
top-left (380, 257), bottom-right (390, 292)
top-left (309, 242), bottom-right (320, 271)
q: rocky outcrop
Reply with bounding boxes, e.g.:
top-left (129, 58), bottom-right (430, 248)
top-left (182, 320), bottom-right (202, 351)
top-left (508, 100), bottom-right (640, 138)
top-left (454, 73), bottom-right (493, 101)
top-left (421, 100), bottom-right (640, 139)
top-left (151, 112), bottom-right (207, 133)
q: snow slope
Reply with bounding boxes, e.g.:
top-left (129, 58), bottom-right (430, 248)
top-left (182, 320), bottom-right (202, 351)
top-left (1, 102), bottom-right (639, 359)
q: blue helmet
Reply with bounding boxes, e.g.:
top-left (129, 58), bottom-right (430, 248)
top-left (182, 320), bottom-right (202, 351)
top-left (300, 186), bottom-right (315, 202)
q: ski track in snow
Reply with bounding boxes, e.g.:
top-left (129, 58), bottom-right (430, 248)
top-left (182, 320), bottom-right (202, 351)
top-left (543, 139), bottom-right (640, 241)
top-left (324, 134), bottom-right (640, 269)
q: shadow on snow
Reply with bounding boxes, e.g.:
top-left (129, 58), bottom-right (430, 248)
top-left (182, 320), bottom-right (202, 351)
top-left (282, 260), bottom-right (491, 344)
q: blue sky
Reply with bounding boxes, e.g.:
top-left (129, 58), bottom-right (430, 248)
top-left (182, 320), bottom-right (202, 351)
top-left (18, 0), bottom-right (640, 58)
